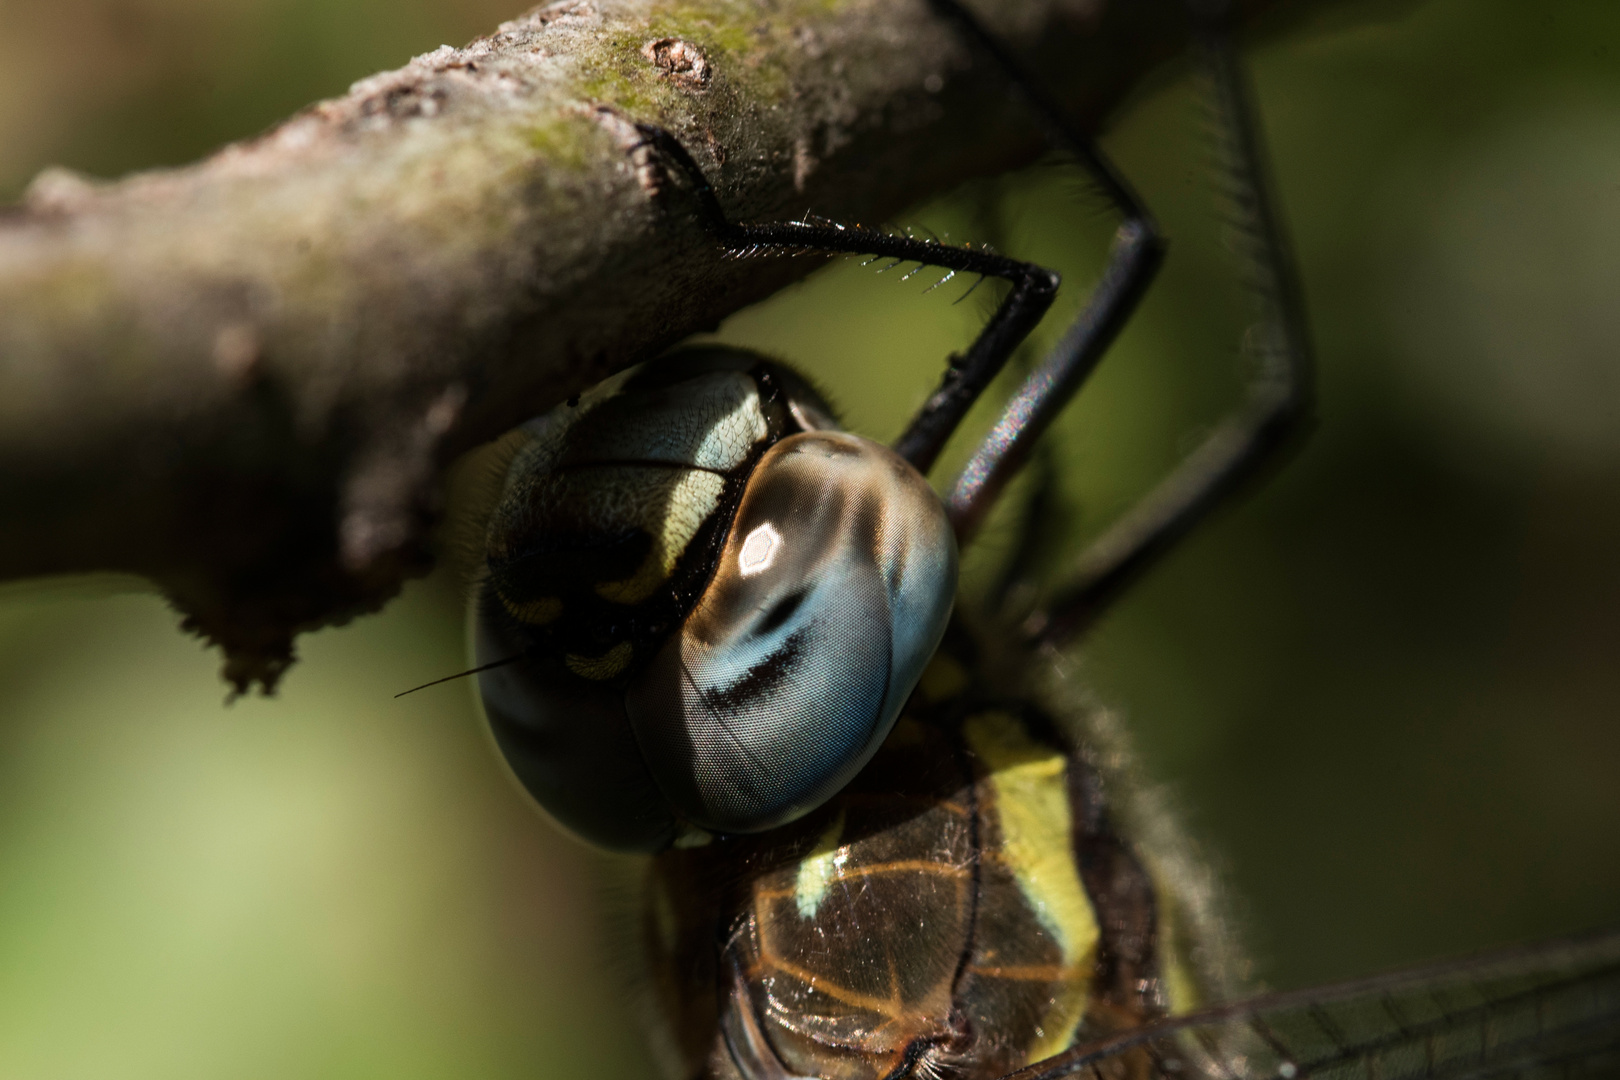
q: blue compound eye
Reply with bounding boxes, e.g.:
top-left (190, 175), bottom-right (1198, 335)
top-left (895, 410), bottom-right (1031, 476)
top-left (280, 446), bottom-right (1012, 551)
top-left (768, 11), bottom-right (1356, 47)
top-left (627, 431), bottom-right (956, 834)
top-left (472, 350), bottom-right (955, 851)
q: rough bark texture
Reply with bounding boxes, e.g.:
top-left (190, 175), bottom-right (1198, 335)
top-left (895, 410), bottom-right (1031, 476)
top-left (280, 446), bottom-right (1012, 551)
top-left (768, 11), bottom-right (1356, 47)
top-left (0, 0), bottom-right (1322, 693)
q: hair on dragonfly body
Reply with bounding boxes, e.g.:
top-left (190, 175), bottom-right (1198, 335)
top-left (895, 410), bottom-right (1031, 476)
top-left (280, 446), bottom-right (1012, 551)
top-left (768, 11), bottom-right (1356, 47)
top-left (432, 0), bottom-right (1620, 1077)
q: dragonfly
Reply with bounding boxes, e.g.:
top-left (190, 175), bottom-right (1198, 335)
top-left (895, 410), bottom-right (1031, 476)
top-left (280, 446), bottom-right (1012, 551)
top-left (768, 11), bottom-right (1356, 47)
top-left (442, 0), bottom-right (1620, 1077)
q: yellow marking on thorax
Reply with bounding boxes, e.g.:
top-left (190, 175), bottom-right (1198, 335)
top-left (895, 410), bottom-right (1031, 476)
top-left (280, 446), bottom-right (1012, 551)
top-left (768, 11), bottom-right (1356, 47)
top-left (499, 594), bottom-right (562, 626)
top-left (1149, 864), bottom-right (1200, 1016)
top-left (565, 641), bottom-right (633, 680)
top-left (963, 711), bottom-right (1100, 1062)
top-left (1162, 938), bottom-right (1199, 1018)
top-left (793, 811), bottom-right (846, 919)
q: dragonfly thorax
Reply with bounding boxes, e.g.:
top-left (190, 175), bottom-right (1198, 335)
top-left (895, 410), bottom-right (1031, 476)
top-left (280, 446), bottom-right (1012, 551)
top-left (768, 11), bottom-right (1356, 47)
top-left (642, 631), bottom-right (1196, 1080)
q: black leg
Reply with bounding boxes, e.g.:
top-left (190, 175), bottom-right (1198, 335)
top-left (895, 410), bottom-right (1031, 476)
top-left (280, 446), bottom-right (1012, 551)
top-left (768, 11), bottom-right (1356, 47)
top-left (927, 0), bottom-right (1165, 539)
top-left (634, 125), bottom-right (1058, 477)
top-left (1029, 0), bottom-right (1315, 648)
top-left (987, 443), bottom-right (1066, 621)
top-left (637, 0), bottom-right (1165, 491)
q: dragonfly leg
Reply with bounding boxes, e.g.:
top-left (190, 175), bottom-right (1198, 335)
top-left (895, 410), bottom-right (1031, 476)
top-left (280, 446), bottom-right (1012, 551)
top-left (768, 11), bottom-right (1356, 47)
top-left (1030, 2), bottom-right (1315, 647)
top-left (929, 0), bottom-right (1166, 539)
top-left (986, 442), bottom-right (1064, 620)
top-left (632, 123), bottom-right (1059, 477)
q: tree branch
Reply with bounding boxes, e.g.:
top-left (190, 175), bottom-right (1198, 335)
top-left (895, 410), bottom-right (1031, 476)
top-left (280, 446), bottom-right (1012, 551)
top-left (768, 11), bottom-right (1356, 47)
top-left (0, 0), bottom-right (1327, 693)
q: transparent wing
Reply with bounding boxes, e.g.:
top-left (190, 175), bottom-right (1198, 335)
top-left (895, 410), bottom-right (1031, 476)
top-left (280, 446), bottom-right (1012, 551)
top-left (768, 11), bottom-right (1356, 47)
top-left (1007, 929), bottom-right (1620, 1080)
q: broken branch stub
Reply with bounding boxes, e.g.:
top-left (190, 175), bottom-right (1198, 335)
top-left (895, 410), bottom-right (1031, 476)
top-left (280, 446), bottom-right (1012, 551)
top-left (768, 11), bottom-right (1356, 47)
top-left (0, 0), bottom-right (1315, 693)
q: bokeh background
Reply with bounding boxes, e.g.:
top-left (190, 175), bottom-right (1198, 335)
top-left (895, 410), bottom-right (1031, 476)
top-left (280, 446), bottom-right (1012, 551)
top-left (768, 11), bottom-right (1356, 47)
top-left (2, 1), bottom-right (1618, 1077)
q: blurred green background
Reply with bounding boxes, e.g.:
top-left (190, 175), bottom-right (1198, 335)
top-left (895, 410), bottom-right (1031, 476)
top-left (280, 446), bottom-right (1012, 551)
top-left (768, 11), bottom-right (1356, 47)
top-left (2, 0), bottom-right (1618, 1076)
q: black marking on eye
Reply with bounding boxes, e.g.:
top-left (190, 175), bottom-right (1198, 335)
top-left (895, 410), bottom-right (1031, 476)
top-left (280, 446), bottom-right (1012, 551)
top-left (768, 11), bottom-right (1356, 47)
top-left (677, 653), bottom-right (771, 798)
top-left (852, 490), bottom-right (885, 566)
top-left (755, 589), bottom-right (807, 636)
top-left (699, 629), bottom-right (806, 716)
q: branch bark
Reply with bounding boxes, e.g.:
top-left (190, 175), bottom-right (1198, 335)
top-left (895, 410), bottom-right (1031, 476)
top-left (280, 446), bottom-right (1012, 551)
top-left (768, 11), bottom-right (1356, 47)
top-left (0, 0), bottom-right (1327, 693)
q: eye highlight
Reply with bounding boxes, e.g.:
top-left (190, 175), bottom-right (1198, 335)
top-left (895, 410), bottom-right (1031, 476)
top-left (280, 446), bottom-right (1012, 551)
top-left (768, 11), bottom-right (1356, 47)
top-left (756, 588), bottom-right (805, 635)
top-left (737, 523), bottom-right (782, 577)
top-left (473, 350), bottom-right (956, 851)
top-left (627, 430), bottom-right (957, 834)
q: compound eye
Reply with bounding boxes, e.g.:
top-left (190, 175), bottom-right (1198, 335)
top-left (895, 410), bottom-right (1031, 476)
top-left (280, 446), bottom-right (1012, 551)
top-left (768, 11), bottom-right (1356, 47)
top-left (626, 431), bottom-right (957, 833)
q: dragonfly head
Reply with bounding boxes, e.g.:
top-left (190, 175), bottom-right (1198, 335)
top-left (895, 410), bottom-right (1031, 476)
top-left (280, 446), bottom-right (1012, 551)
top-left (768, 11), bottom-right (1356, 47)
top-left (474, 348), bottom-right (957, 851)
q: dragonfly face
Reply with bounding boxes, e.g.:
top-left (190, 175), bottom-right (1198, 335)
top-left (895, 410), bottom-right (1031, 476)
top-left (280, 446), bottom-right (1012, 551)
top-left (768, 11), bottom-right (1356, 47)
top-left (474, 348), bottom-right (955, 850)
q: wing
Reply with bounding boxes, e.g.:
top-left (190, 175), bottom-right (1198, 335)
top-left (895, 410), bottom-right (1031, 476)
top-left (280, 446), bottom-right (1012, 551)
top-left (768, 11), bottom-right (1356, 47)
top-left (1005, 929), bottom-right (1620, 1080)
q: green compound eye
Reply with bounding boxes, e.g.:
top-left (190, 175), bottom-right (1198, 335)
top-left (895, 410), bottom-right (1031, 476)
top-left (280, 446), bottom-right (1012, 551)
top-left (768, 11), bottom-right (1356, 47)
top-left (474, 348), bottom-right (956, 851)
